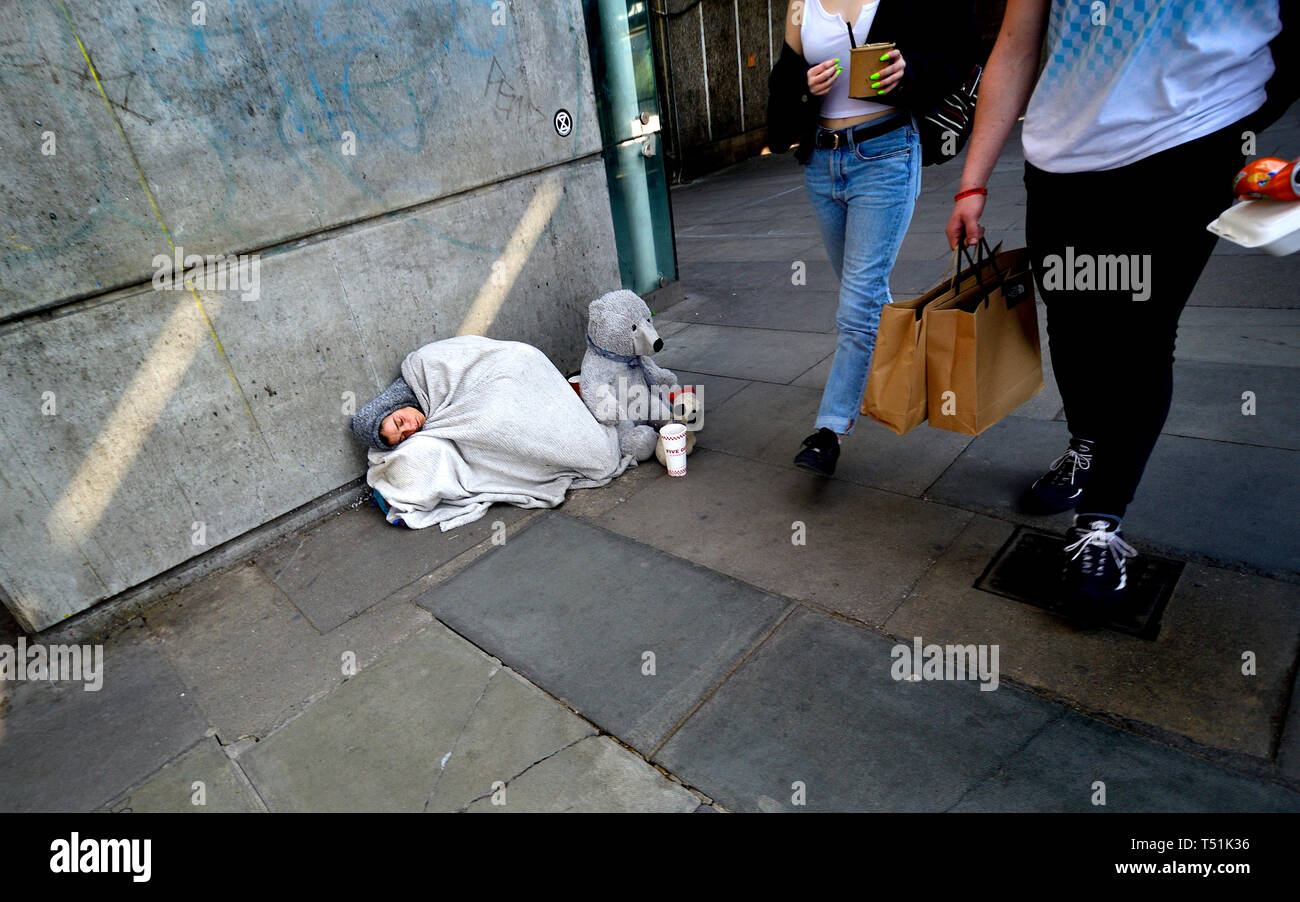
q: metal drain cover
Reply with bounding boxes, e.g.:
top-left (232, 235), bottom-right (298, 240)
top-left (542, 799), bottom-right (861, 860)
top-left (974, 526), bottom-right (1184, 639)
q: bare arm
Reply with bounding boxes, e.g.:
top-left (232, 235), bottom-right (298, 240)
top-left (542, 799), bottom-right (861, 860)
top-left (946, 0), bottom-right (1051, 247)
top-left (785, 0), bottom-right (802, 54)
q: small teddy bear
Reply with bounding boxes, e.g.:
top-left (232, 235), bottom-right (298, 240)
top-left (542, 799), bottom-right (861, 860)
top-left (653, 386), bottom-right (700, 467)
top-left (579, 289), bottom-right (696, 464)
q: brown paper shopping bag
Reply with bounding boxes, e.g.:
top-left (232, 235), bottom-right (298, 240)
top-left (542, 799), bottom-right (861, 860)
top-left (862, 243), bottom-right (1004, 435)
top-left (925, 241), bottom-right (1044, 436)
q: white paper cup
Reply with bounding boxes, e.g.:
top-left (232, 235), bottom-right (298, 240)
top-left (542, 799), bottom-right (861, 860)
top-left (660, 423), bottom-right (688, 476)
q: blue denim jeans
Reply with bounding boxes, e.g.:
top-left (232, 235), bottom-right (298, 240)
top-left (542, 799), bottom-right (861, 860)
top-left (804, 117), bottom-right (921, 434)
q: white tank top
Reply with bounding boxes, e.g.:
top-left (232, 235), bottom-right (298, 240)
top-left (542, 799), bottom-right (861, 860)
top-left (801, 0), bottom-right (893, 121)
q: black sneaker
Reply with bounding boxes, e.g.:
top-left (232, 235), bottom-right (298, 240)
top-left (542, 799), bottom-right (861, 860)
top-left (1060, 514), bottom-right (1137, 618)
top-left (1023, 437), bottom-right (1095, 514)
top-left (794, 427), bottom-right (840, 476)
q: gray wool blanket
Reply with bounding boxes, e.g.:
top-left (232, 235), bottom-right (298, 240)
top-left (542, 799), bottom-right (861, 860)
top-left (366, 336), bottom-right (633, 530)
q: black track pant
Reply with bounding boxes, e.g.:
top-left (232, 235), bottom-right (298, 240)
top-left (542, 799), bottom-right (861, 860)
top-left (1024, 120), bottom-right (1248, 517)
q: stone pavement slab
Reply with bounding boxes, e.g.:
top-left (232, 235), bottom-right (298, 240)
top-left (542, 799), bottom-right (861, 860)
top-left (906, 192), bottom-right (1024, 236)
top-left (889, 255), bottom-right (956, 296)
top-left (920, 418), bottom-right (1107, 531)
top-left (0, 620), bottom-right (208, 812)
top-left (556, 461), bottom-right (667, 522)
top-left (414, 512), bottom-right (790, 753)
top-left (694, 379), bottom-right (976, 497)
top-left (790, 353), bottom-right (832, 389)
top-left (659, 285), bottom-right (840, 333)
top-left (652, 322), bottom-right (836, 383)
top-left (655, 318), bottom-right (690, 340)
top-left (896, 229), bottom-right (959, 264)
top-left (1175, 307), bottom-right (1300, 368)
top-left (257, 502), bottom-right (529, 633)
top-left (1280, 666), bottom-right (1300, 783)
top-left (1188, 254), bottom-right (1300, 309)
top-left (674, 217), bottom-right (808, 237)
top-left (1166, 360), bottom-right (1299, 450)
top-left (598, 449), bottom-right (973, 625)
top-left (238, 622), bottom-right (596, 812)
top-left (422, 667), bottom-right (602, 811)
top-left (1097, 431), bottom-right (1300, 576)
top-left (463, 735), bottom-right (700, 813)
top-left (675, 203), bottom-right (815, 232)
top-left (782, 416), bottom-right (977, 498)
top-left (694, 381), bottom-right (824, 459)
top-left (951, 710), bottom-right (1300, 813)
top-left (882, 515), bottom-right (1300, 759)
top-left (675, 259), bottom-right (842, 294)
top-left (924, 414), bottom-right (1300, 575)
top-left (676, 235), bottom-right (827, 264)
top-left (676, 185), bottom-right (812, 215)
top-left (655, 607), bottom-right (1060, 812)
top-left (99, 737), bottom-right (265, 813)
top-left (670, 172), bottom-right (803, 216)
top-left (676, 222), bottom-right (811, 239)
top-left (669, 369), bottom-right (752, 409)
top-left (147, 562), bottom-right (431, 742)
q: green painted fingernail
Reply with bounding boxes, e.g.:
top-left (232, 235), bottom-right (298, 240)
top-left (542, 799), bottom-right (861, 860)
top-left (880, 53), bottom-right (890, 61)
top-left (876, 89), bottom-right (885, 94)
top-left (870, 73), bottom-right (880, 80)
top-left (836, 66), bottom-right (842, 74)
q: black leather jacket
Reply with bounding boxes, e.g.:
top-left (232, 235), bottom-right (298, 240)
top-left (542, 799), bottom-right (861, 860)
top-left (767, 0), bottom-right (978, 163)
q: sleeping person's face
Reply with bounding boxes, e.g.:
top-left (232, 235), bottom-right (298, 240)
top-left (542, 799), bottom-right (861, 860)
top-left (380, 406), bottom-right (425, 446)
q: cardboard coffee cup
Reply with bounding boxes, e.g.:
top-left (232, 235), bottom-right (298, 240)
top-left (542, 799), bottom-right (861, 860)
top-left (848, 42), bottom-right (895, 100)
top-left (659, 423), bottom-right (688, 476)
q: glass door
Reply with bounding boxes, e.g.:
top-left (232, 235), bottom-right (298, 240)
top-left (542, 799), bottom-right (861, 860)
top-left (583, 0), bottom-right (678, 295)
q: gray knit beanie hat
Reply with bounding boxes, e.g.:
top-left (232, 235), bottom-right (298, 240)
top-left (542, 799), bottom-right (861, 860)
top-left (350, 376), bottom-right (420, 451)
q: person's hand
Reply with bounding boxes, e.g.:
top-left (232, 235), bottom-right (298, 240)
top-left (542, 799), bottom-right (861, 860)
top-left (807, 58), bottom-right (841, 96)
top-left (871, 49), bottom-right (906, 95)
top-left (946, 193), bottom-right (986, 248)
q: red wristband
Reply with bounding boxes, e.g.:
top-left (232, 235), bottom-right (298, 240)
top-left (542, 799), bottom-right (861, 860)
top-left (954, 187), bottom-right (988, 202)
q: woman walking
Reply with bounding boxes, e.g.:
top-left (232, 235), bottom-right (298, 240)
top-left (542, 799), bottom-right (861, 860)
top-left (769, 0), bottom-right (976, 476)
top-left (945, 0), bottom-right (1293, 613)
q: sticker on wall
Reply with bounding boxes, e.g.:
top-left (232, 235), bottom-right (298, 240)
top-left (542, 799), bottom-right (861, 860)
top-left (553, 109), bottom-right (573, 137)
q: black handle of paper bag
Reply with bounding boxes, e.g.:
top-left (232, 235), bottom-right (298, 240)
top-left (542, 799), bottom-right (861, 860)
top-left (957, 237), bottom-right (1006, 308)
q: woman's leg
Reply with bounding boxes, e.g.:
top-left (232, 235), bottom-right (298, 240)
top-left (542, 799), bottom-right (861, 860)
top-left (1080, 131), bottom-right (1243, 516)
top-left (1026, 124), bottom-right (1245, 518)
top-left (794, 145), bottom-right (851, 475)
top-left (1024, 164), bottom-right (1114, 447)
top-left (804, 147), bottom-right (848, 284)
top-left (1023, 121), bottom-right (1246, 609)
top-left (815, 123), bottom-right (922, 435)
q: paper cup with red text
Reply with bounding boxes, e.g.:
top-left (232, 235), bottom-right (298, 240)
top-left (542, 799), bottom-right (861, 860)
top-left (660, 423), bottom-right (688, 476)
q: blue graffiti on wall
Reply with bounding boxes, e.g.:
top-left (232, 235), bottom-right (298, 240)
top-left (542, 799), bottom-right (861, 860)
top-left (0, 0), bottom-right (585, 282)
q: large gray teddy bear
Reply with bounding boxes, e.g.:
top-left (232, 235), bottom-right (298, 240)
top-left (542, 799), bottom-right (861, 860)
top-left (579, 289), bottom-right (696, 463)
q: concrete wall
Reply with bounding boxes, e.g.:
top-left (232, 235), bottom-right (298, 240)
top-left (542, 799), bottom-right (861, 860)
top-left (654, 0), bottom-right (780, 178)
top-left (0, 0), bottom-right (622, 631)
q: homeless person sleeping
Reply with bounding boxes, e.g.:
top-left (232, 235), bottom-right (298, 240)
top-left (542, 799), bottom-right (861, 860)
top-left (349, 335), bottom-right (633, 530)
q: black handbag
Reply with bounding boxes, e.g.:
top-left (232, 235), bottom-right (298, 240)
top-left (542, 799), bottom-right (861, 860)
top-left (919, 63), bottom-right (982, 166)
